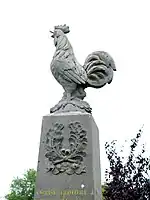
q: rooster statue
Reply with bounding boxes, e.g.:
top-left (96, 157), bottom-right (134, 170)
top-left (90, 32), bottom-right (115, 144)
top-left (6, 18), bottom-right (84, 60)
top-left (50, 25), bottom-right (116, 113)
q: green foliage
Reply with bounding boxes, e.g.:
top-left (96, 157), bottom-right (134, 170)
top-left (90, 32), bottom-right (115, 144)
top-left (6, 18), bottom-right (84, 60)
top-left (5, 169), bottom-right (36, 200)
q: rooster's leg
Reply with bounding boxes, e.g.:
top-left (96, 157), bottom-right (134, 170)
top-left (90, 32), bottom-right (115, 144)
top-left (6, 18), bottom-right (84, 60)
top-left (61, 92), bottom-right (67, 100)
top-left (66, 93), bottom-right (72, 101)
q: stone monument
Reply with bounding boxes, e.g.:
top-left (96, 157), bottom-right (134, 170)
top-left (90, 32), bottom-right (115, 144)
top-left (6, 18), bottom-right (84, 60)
top-left (34, 25), bottom-right (116, 200)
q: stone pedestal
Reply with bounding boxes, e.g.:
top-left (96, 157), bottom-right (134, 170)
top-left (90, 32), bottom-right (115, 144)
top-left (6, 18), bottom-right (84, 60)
top-left (34, 112), bottom-right (102, 200)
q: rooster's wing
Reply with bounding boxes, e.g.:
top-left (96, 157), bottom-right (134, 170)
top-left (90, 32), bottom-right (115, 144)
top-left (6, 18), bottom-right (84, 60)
top-left (54, 59), bottom-right (87, 85)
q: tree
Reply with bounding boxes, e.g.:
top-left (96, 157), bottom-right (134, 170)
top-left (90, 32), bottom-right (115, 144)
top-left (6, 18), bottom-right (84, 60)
top-left (5, 169), bottom-right (36, 200)
top-left (104, 128), bottom-right (150, 200)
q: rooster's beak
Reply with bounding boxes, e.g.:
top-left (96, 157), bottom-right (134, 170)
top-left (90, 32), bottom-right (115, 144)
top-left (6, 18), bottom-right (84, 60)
top-left (49, 30), bottom-right (54, 38)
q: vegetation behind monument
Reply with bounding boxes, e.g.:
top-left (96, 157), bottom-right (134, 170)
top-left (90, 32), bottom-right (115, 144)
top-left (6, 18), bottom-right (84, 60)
top-left (104, 128), bottom-right (150, 200)
top-left (5, 169), bottom-right (36, 200)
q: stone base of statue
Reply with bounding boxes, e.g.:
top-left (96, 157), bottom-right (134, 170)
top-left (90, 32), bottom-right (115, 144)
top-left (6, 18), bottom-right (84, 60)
top-left (34, 112), bottom-right (102, 200)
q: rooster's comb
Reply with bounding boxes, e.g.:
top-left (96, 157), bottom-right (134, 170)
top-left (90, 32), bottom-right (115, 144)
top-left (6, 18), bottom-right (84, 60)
top-left (54, 24), bottom-right (70, 34)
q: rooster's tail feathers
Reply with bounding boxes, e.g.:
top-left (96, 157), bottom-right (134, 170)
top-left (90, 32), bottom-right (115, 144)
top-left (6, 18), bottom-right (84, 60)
top-left (83, 51), bottom-right (116, 88)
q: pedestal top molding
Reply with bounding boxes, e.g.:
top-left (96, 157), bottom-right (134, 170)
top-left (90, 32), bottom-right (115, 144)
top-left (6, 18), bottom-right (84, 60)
top-left (49, 24), bottom-right (116, 114)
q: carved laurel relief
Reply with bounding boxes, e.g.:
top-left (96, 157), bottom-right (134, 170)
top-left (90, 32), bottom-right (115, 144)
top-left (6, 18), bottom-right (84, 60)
top-left (45, 122), bottom-right (87, 175)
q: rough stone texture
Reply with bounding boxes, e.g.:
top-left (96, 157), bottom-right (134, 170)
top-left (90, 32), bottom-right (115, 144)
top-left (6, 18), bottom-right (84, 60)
top-left (34, 112), bottom-right (102, 200)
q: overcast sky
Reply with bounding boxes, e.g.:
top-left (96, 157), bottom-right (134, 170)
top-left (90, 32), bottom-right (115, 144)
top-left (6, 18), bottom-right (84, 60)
top-left (0, 0), bottom-right (150, 197)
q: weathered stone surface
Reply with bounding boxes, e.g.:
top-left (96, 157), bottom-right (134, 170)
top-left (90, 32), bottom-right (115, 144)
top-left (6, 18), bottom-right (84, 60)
top-left (34, 112), bottom-right (102, 200)
top-left (50, 24), bottom-right (116, 114)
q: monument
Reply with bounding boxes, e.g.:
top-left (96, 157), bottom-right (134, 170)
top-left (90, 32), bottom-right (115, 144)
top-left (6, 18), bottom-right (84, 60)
top-left (34, 25), bottom-right (116, 200)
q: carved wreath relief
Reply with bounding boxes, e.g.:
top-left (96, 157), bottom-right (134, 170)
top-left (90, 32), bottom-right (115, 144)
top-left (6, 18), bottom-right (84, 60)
top-left (45, 122), bottom-right (88, 175)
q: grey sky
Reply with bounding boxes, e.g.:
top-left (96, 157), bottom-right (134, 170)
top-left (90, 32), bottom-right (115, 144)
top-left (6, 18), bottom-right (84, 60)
top-left (0, 0), bottom-right (150, 197)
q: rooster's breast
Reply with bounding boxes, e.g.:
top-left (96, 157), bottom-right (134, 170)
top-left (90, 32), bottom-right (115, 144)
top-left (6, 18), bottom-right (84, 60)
top-left (50, 59), bottom-right (78, 92)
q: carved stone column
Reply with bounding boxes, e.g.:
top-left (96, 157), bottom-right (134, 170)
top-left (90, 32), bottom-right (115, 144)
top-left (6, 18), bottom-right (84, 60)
top-left (34, 112), bottom-right (102, 200)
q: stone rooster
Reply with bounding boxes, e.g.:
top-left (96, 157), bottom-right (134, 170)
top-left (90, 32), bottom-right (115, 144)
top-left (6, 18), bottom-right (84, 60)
top-left (50, 25), bottom-right (116, 113)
